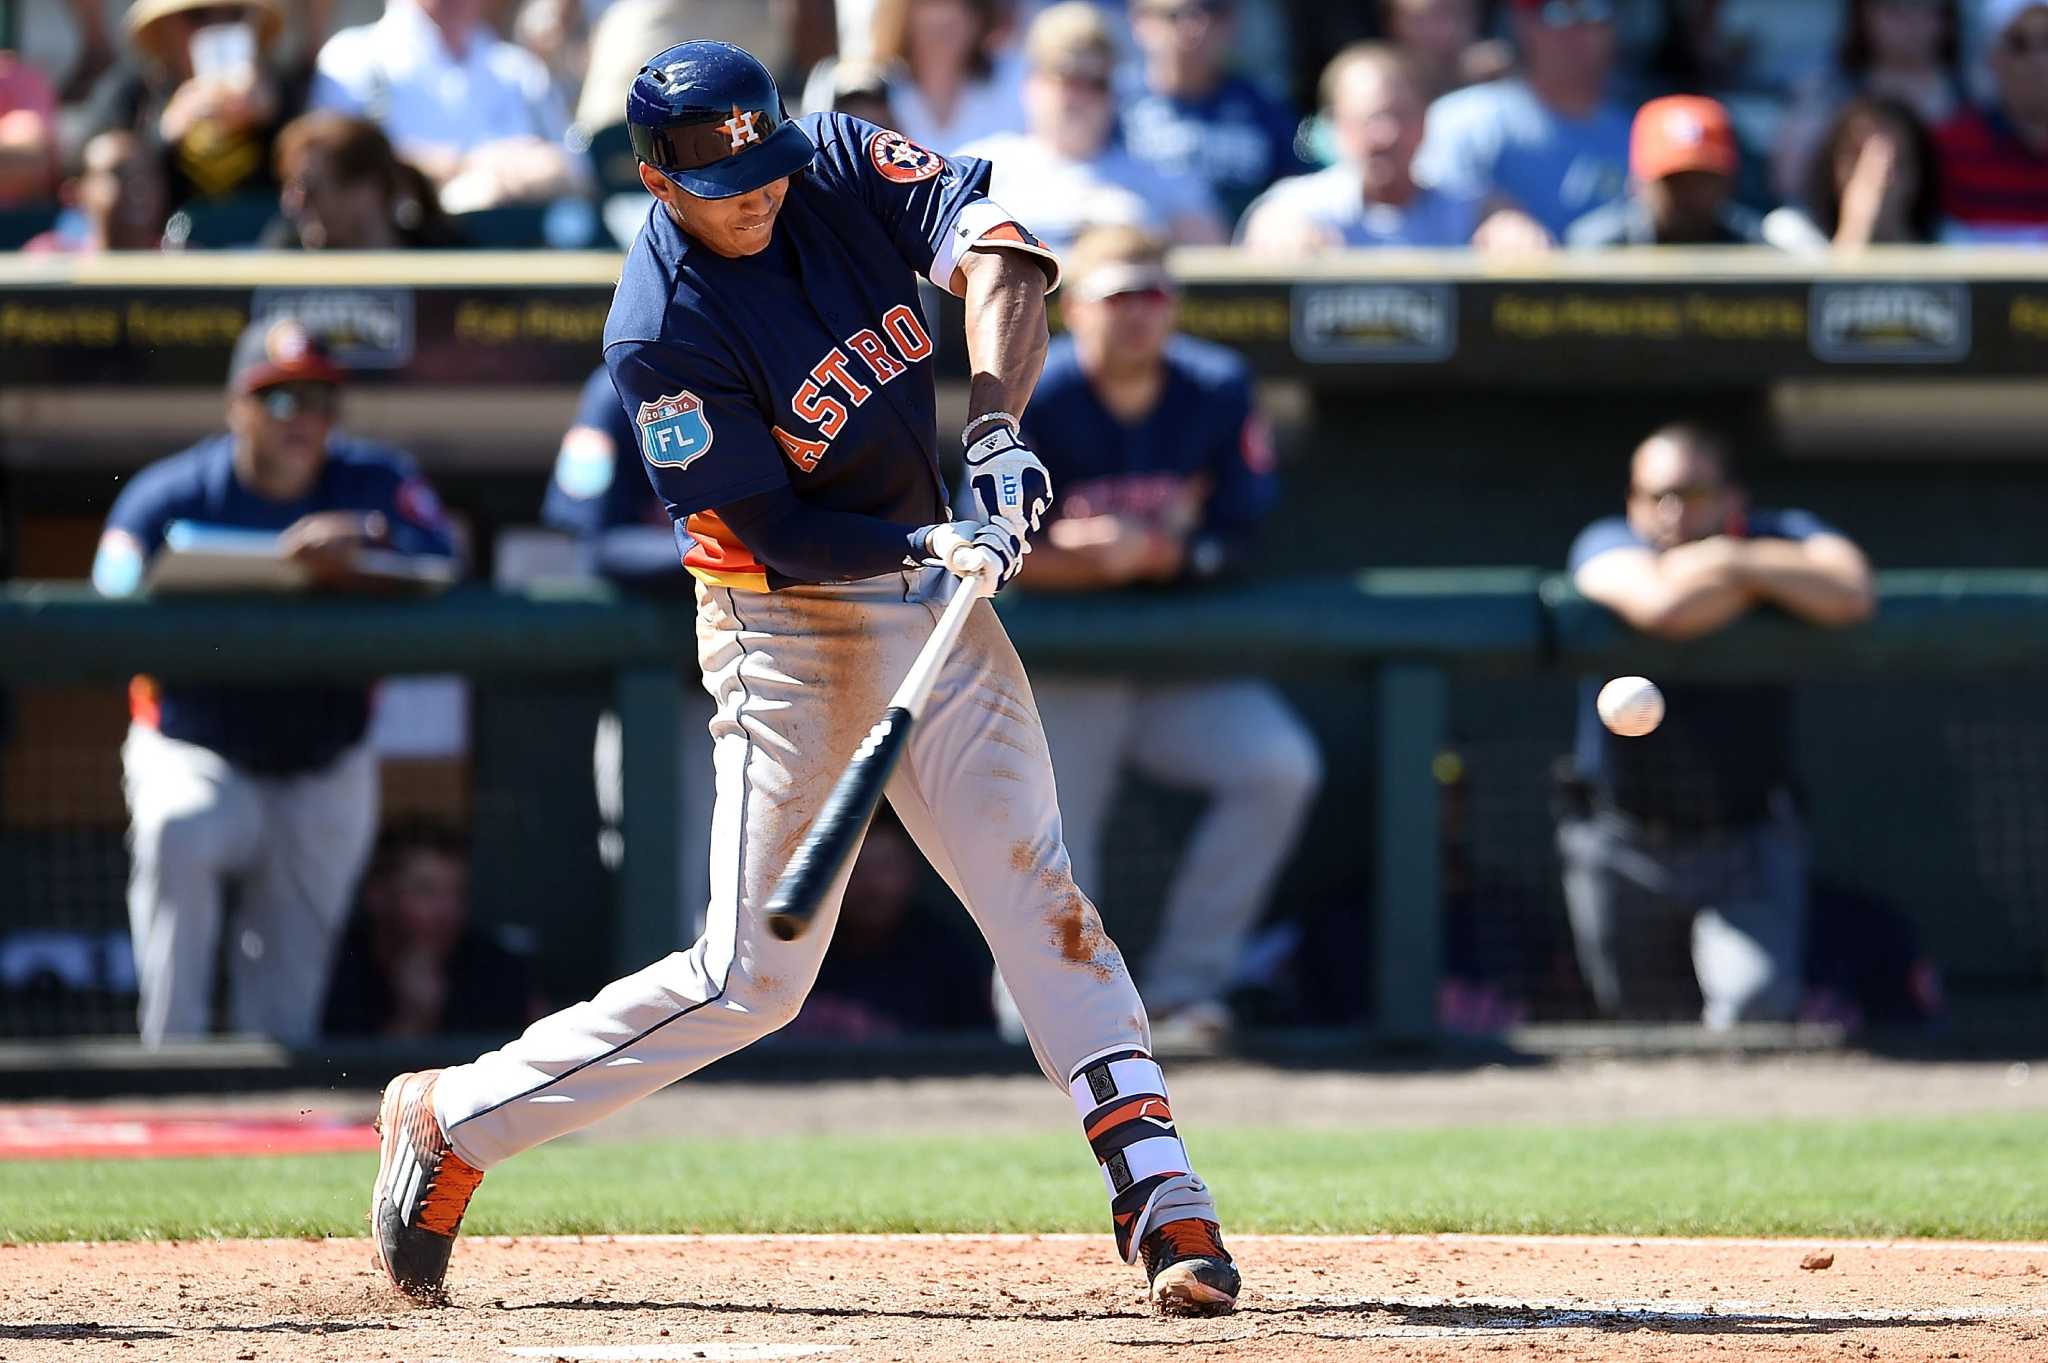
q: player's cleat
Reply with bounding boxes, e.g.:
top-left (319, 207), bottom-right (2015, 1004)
top-left (1141, 1218), bottom-right (1240, 1317)
top-left (370, 1069), bottom-right (484, 1302)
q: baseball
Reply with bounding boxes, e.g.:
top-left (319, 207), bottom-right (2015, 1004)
top-left (1597, 676), bottom-right (1665, 737)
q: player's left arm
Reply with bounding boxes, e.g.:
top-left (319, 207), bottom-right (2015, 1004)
top-left (822, 113), bottom-right (1059, 533)
top-left (1731, 526), bottom-right (1874, 627)
top-left (956, 244), bottom-right (1056, 538)
top-left (956, 243), bottom-right (1050, 445)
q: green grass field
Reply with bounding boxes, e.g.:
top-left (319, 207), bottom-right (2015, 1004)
top-left (4, 1114), bottom-right (2044, 1244)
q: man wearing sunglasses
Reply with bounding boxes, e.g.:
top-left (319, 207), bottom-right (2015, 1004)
top-left (1414, 0), bottom-right (1633, 245)
top-left (1933, 0), bottom-right (2048, 242)
top-left (1003, 224), bottom-right (1322, 1047)
top-left (1559, 424), bottom-right (1872, 1028)
top-left (91, 318), bottom-right (458, 1051)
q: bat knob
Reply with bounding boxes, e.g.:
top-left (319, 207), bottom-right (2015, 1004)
top-left (765, 913), bottom-right (803, 942)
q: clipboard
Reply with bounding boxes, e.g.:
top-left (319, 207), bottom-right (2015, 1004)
top-left (143, 521), bottom-right (457, 596)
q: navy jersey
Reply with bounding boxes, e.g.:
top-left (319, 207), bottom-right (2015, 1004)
top-left (1019, 333), bottom-right (1277, 552)
top-left (605, 112), bottom-right (1052, 592)
top-left (1569, 508), bottom-right (1835, 828)
top-left (94, 433), bottom-right (457, 774)
top-left (1121, 76), bottom-right (1307, 224)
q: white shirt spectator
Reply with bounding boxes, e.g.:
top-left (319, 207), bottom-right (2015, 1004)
top-left (882, 55), bottom-right (1028, 156)
top-left (312, 0), bottom-right (573, 160)
top-left (959, 128), bottom-right (1219, 252)
top-left (1237, 164), bottom-right (1479, 248)
top-left (799, 52), bottom-right (1027, 156)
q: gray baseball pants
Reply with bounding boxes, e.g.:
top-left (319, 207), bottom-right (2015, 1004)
top-left (430, 566), bottom-right (1220, 1244)
top-left (1029, 677), bottom-right (1322, 1015)
top-left (1559, 803), bottom-right (1807, 1028)
top-left (121, 724), bottom-right (378, 1047)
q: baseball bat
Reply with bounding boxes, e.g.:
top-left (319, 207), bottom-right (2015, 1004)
top-left (763, 571), bottom-right (989, 942)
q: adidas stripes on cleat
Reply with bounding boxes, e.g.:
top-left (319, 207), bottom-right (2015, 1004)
top-left (370, 1069), bottom-right (484, 1302)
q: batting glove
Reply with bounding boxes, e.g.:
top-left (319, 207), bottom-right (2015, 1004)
top-left (920, 519), bottom-right (1024, 595)
top-left (962, 414), bottom-right (1052, 535)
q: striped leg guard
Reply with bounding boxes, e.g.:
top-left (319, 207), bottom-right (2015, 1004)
top-left (1069, 1045), bottom-right (1218, 1263)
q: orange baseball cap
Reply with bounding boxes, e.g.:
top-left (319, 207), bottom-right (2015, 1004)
top-left (1630, 95), bottom-right (1738, 182)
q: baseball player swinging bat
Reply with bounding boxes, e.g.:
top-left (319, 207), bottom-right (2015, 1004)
top-left (365, 39), bottom-right (1238, 1320)
top-left (764, 563), bottom-right (992, 941)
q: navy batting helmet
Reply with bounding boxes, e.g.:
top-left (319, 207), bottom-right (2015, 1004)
top-left (627, 41), bottom-right (816, 200)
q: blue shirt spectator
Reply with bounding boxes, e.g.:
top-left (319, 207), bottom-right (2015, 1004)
top-left (1560, 422), bottom-right (1874, 1029)
top-left (1122, 0), bottom-right (1305, 223)
top-left (92, 317), bottom-right (458, 1051)
top-left (96, 415), bottom-right (456, 771)
top-left (1023, 332), bottom-right (1275, 557)
top-left (1568, 506), bottom-right (1831, 828)
top-left (1414, 0), bottom-right (1634, 243)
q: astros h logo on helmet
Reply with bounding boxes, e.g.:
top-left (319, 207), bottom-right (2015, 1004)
top-left (720, 106), bottom-right (762, 153)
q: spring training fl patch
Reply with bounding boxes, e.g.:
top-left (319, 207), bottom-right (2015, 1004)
top-left (639, 391), bottom-right (714, 469)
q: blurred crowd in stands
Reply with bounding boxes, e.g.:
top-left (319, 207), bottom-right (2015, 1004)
top-left (2, 0), bottom-right (1998, 1051)
top-left (4, 0), bottom-right (2047, 255)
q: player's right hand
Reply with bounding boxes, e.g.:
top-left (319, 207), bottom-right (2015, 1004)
top-left (920, 519), bottom-right (1024, 593)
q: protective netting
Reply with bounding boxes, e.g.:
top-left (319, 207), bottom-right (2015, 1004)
top-left (3, 673), bottom-right (2043, 1041)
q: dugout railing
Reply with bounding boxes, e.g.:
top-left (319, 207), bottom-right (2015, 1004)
top-left (3, 570), bottom-right (2044, 1044)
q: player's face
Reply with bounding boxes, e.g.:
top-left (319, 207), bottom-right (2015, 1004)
top-left (229, 382), bottom-right (336, 500)
top-left (1627, 438), bottom-right (1735, 550)
top-left (646, 168), bottom-right (791, 258)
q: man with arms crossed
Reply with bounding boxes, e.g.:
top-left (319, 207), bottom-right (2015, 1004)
top-left (1563, 424), bottom-right (1873, 1026)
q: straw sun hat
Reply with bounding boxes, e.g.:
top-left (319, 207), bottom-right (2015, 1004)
top-left (125, 0), bottom-right (284, 68)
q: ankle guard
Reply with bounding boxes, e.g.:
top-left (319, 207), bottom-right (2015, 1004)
top-left (1069, 1045), bottom-right (1206, 1263)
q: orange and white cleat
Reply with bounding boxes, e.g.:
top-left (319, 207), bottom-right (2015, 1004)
top-left (369, 1070), bottom-right (484, 1302)
top-left (1141, 1218), bottom-right (1240, 1317)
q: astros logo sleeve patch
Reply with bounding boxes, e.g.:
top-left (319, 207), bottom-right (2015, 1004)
top-left (869, 130), bottom-right (944, 184)
top-left (639, 392), bottom-right (714, 468)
